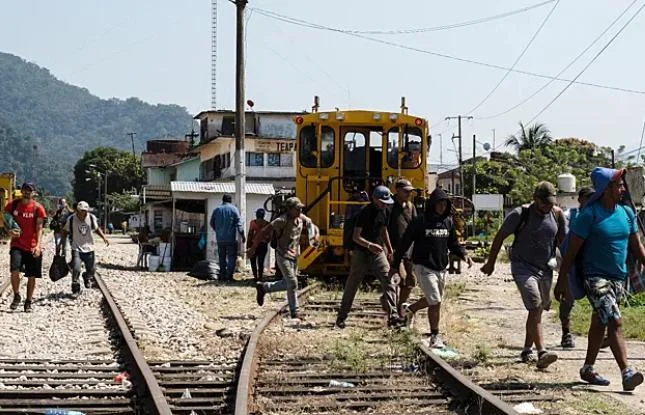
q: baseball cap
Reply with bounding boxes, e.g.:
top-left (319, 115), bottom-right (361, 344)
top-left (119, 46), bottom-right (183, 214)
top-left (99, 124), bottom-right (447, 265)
top-left (534, 181), bottom-right (557, 204)
top-left (21, 182), bottom-right (35, 191)
top-left (372, 186), bottom-right (394, 204)
top-left (256, 208), bottom-right (266, 218)
top-left (395, 179), bottom-right (414, 191)
top-left (285, 197), bottom-right (305, 210)
top-left (77, 201), bottom-right (90, 211)
top-left (578, 187), bottom-right (594, 200)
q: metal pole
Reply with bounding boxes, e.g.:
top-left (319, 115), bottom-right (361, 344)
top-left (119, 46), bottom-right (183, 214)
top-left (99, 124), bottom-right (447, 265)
top-left (104, 172), bottom-right (108, 230)
top-left (127, 132), bottom-right (137, 160)
top-left (611, 149), bottom-right (616, 168)
top-left (472, 134), bottom-right (477, 238)
top-left (235, 0), bottom-right (247, 251)
top-left (438, 134), bottom-right (443, 166)
top-left (458, 116), bottom-right (463, 196)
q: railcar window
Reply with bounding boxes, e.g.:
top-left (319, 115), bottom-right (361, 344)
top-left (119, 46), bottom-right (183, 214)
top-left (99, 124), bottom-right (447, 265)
top-left (343, 131), bottom-right (367, 178)
top-left (387, 126), bottom-right (423, 169)
top-left (320, 127), bottom-right (335, 168)
top-left (299, 126), bottom-right (317, 167)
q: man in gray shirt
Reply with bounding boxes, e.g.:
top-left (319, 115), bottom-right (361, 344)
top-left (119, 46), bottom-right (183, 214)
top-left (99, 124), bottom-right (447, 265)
top-left (481, 182), bottom-right (565, 369)
top-left (61, 201), bottom-right (109, 295)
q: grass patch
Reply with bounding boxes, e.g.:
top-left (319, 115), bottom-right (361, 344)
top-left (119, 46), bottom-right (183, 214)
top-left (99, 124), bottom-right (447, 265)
top-left (331, 330), bottom-right (368, 373)
top-left (472, 344), bottom-right (491, 363)
top-left (555, 392), bottom-right (639, 415)
top-left (553, 292), bottom-right (645, 341)
top-left (445, 281), bottom-right (466, 300)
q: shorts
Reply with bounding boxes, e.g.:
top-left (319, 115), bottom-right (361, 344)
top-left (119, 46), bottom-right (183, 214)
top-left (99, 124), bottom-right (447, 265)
top-left (10, 248), bottom-right (43, 278)
top-left (399, 258), bottom-right (417, 288)
top-left (585, 277), bottom-right (624, 325)
top-left (414, 264), bottom-right (446, 306)
top-left (511, 262), bottom-right (552, 311)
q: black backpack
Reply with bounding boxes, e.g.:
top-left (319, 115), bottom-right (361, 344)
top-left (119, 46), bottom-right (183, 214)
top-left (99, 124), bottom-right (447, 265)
top-left (343, 205), bottom-right (367, 250)
top-left (67, 214), bottom-right (98, 244)
top-left (50, 208), bottom-right (65, 232)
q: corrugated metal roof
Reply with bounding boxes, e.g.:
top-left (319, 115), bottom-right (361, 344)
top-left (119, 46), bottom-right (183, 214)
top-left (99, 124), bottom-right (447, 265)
top-left (170, 181), bottom-right (275, 195)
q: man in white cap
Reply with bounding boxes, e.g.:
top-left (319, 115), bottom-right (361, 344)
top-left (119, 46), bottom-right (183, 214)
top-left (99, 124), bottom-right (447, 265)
top-left (61, 201), bottom-right (109, 295)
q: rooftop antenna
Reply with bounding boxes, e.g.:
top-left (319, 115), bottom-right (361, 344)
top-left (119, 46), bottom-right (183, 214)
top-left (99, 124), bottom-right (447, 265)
top-left (211, 0), bottom-right (218, 109)
top-left (400, 96), bottom-right (408, 115)
top-left (312, 96), bottom-right (320, 113)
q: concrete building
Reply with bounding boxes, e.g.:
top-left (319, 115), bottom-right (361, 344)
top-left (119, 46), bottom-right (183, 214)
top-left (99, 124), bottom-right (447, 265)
top-left (193, 110), bottom-right (304, 188)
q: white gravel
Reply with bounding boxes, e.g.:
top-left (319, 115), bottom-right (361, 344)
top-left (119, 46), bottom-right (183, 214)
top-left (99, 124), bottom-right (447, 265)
top-left (0, 236), bottom-right (113, 360)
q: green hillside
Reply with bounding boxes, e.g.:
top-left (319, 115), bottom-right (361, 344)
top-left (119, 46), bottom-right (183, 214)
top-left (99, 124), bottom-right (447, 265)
top-left (0, 52), bottom-right (193, 194)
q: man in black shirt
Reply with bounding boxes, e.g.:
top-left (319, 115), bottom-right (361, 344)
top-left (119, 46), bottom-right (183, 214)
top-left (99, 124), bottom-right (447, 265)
top-left (336, 186), bottom-right (403, 329)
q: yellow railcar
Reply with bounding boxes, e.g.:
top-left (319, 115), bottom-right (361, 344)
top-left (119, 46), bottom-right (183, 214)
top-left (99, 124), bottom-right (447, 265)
top-left (293, 97), bottom-right (430, 276)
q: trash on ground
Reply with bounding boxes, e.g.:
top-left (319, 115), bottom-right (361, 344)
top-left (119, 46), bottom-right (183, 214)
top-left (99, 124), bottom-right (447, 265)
top-left (329, 380), bottom-right (355, 388)
top-left (513, 402), bottom-right (543, 414)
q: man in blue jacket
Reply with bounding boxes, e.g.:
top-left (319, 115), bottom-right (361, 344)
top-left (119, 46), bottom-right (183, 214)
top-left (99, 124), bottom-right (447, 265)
top-left (210, 194), bottom-right (245, 282)
top-left (557, 167), bottom-right (645, 391)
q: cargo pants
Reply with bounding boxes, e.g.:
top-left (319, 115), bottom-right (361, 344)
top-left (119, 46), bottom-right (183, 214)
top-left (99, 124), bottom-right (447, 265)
top-left (264, 254), bottom-right (299, 314)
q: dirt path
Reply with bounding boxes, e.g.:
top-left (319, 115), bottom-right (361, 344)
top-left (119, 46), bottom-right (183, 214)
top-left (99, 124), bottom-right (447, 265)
top-left (412, 262), bottom-right (645, 415)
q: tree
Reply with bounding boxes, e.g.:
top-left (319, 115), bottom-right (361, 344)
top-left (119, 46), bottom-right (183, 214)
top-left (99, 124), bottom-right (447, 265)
top-left (505, 122), bottom-right (553, 151)
top-left (72, 147), bottom-right (144, 207)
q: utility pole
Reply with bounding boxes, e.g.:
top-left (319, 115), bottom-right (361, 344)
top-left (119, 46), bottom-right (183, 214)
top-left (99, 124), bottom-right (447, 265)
top-left (438, 133), bottom-right (443, 166)
top-left (492, 128), bottom-right (496, 150)
top-left (185, 129), bottom-right (199, 148)
top-left (472, 134), bottom-right (477, 239)
top-left (127, 132), bottom-right (137, 160)
top-left (445, 115), bottom-right (473, 196)
top-left (234, 0), bottom-right (247, 243)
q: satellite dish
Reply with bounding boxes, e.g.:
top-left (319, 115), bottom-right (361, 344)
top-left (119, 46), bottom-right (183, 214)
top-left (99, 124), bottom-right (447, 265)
top-left (483, 142), bottom-right (491, 151)
top-left (247, 99), bottom-right (255, 108)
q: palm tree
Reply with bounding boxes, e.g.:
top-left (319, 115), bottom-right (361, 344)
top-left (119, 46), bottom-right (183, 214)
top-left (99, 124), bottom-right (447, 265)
top-left (505, 122), bottom-right (553, 151)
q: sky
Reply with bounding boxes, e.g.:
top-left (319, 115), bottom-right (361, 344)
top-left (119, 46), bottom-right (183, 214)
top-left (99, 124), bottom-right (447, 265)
top-left (2, 0), bottom-right (645, 167)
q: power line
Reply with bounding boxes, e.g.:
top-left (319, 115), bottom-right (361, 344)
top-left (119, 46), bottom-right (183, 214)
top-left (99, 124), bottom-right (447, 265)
top-left (253, 7), bottom-right (645, 95)
top-left (344, 0), bottom-right (557, 35)
top-left (477, 0), bottom-right (640, 120)
top-left (637, 118), bottom-right (645, 163)
top-left (526, 1), bottom-right (645, 124)
top-left (464, 0), bottom-right (560, 115)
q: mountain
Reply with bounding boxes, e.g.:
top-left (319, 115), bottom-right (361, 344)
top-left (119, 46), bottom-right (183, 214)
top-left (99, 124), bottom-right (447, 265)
top-left (0, 52), bottom-right (193, 195)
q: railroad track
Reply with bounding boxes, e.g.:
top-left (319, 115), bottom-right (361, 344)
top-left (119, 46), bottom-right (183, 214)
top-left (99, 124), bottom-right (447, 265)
top-left (235, 283), bottom-right (524, 415)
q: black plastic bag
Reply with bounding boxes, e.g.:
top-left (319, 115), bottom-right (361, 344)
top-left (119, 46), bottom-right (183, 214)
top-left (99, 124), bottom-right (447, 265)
top-left (49, 255), bottom-right (70, 282)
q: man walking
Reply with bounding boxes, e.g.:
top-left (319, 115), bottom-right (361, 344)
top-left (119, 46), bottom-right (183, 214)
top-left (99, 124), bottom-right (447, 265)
top-left (387, 179), bottom-right (418, 318)
top-left (335, 186), bottom-right (402, 329)
top-left (390, 187), bottom-right (472, 348)
top-left (247, 208), bottom-right (270, 281)
top-left (556, 168), bottom-right (644, 390)
top-left (50, 198), bottom-right (73, 249)
top-left (558, 187), bottom-right (594, 349)
top-left (210, 194), bottom-right (245, 282)
top-left (5, 182), bottom-right (47, 312)
top-left (249, 197), bottom-right (317, 319)
top-left (61, 201), bottom-right (109, 295)
top-left (481, 182), bottom-right (565, 369)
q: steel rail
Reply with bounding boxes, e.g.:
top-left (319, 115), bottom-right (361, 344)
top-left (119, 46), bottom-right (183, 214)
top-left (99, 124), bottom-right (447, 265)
top-left (419, 342), bottom-right (519, 415)
top-left (235, 282), bottom-right (322, 415)
top-left (94, 273), bottom-right (173, 415)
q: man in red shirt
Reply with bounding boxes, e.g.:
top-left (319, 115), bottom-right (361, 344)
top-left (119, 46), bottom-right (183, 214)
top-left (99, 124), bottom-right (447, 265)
top-left (5, 182), bottom-right (47, 312)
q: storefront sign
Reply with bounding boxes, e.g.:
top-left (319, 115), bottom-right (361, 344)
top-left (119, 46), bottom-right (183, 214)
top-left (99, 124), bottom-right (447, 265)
top-left (255, 140), bottom-right (295, 153)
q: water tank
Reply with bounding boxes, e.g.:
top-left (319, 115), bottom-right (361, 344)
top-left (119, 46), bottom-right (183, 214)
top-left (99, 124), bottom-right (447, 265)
top-left (557, 173), bottom-right (576, 193)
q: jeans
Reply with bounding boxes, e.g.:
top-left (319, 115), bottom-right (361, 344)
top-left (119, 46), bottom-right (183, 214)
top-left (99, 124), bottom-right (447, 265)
top-left (72, 251), bottom-right (95, 285)
top-left (217, 241), bottom-right (238, 281)
top-left (264, 255), bottom-right (298, 314)
top-left (250, 243), bottom-right (268, 280)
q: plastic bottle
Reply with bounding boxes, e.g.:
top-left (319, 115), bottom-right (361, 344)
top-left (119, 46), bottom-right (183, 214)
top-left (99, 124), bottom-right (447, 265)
top-left (329, 380), bottom-right (355, 388)
top-left (44, 410), bottom-right (86, 415)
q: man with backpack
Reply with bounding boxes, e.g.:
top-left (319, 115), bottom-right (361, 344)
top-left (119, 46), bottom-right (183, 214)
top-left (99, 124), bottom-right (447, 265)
top-left (5, 182), bottom-right (47, 312)
top-left (390, 187), bottom-right (472, 348)
top-left (335, 186), bottom-right (402, 329)
top-left (50, 198), bottom-right (73, 252)
top-left (556, 168), bottom-right (645, 390)
top-left (387, 179), bottom-right (418, 318)
top-left (481, 182), bottom-right (565, 369)
top-left (557, 187), bottom-right (594, 349)
top-left (61, 201), bottom-right (109, 295)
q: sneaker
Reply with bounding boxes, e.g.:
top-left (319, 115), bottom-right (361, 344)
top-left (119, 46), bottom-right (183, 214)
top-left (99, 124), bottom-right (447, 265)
top-left (600, 337), bottom-right (611, 349)
top-left (72, 283), bottom-right (81, 295)
top-left (334, 318), bottom-right (346, 329)
top-left (290, 311), bottom-right (304, 320)
top-left (255, 283), bottom-right (266, 306)
top-left (9, 293), bottom-right (21, 310)
top-left (622, 368), bottom-right (644, 391)
top-left (23, 300), bottom-right (32, 313)
top-left (561, 332), bottom-right (575, 348)
top-left (429, 333), bottom-right (446, 349)
top-left (402, 303), bottom-right (414, 327)
top-left (536, 350), bottom-right (558, 370)
top-left (388, 316), bottom-right (406, 329)
top-left (580, 366), bottom-right (610, 386)
top-left (83, 273), bottom-right (91, 289)
top-left (520, 349), bottom-right (535, 363)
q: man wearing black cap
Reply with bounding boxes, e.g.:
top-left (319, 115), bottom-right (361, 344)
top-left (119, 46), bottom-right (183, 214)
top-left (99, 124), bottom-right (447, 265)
top-left (336, 185), bottom-right (402, 329)
top-left (388, 179), bottom-right (418, 317)
top-left (4, 182), bottom-right (47, 312)
top-left (482, 181), bottom-right (566, 369)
